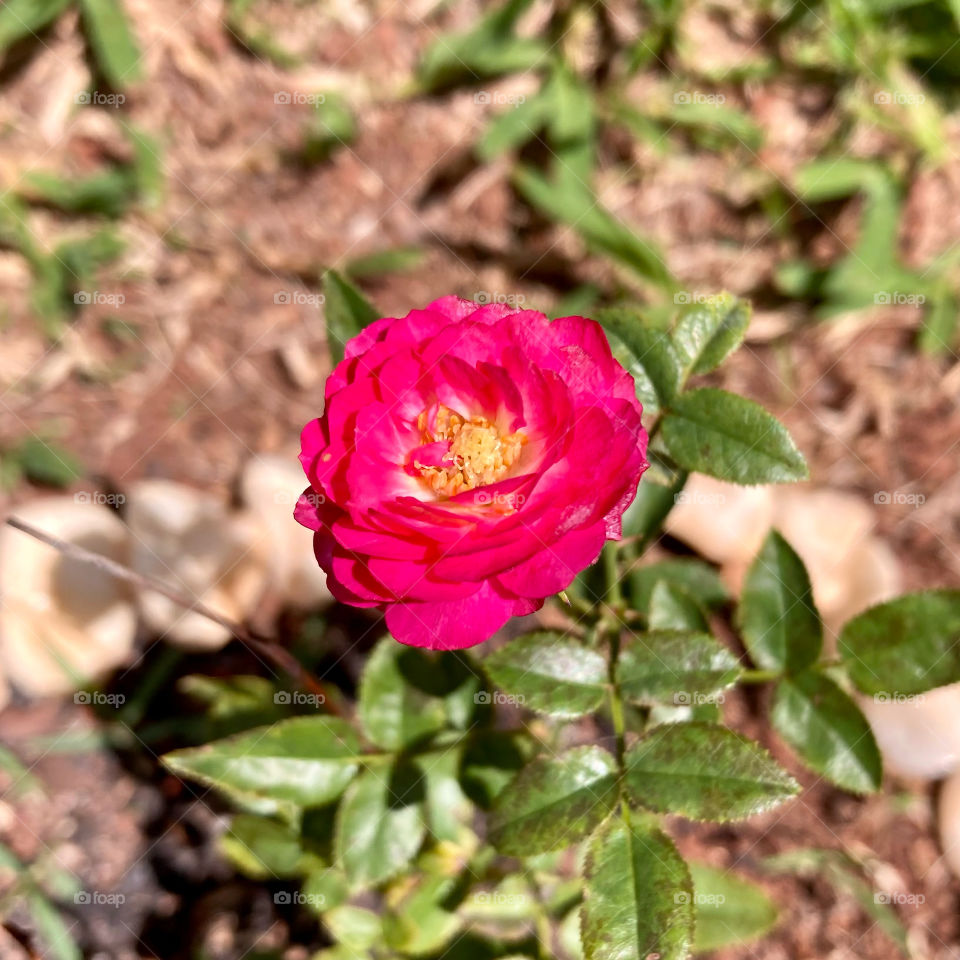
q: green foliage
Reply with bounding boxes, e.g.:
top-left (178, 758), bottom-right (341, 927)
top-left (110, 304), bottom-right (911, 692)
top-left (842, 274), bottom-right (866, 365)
top-left (624, 723), bottom-right (800, 821)
top-left (581, 816), bottom-right (694, 960)
top-left (489, 746), bottom-right (619, 856)
top-left (839, 590), bottom-right (960, 695)
top-left (617, 631), bottom-right (741, 707)
top-left (688, 863), bottom-right (778, 952)
top-left (483, 632), bottom-right (608, 718)
top-left (418, 0), bottom-right (548, 91)
top-left (78, 0), bottom-right (142, 87)
top-left (738, 530), bottom-right (822, 673)
top-left (163, 716), bottom-right (365, 811)
top-left (662, 389), bottom-right (809, 485)
top-left (322, 269), bottom-right (380, 365)
top-left (772, 672), bottom-right (882, 794)
top-left (334, 765), bottom-right (426, 888)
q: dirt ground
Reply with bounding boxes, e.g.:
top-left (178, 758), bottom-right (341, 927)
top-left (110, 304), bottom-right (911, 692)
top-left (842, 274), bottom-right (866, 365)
top-left (1, 0), bottom-right (959, 958)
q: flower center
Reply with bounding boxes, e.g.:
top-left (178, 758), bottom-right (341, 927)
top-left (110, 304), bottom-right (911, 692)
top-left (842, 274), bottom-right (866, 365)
top-left (414, 404), bottom-right (526, 498)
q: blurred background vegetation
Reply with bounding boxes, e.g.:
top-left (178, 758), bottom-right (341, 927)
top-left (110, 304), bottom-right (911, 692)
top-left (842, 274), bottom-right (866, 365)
top-left (1, 0), bottom-right (960, 958)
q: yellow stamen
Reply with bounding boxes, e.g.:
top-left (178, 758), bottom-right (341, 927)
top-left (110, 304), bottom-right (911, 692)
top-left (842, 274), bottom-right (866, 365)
top-left (414, 404), bottom-right (526, 500)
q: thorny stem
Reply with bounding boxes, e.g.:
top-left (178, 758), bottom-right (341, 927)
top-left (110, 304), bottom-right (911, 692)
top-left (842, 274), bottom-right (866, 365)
top-left (4, 515), bottom-right (338, 713)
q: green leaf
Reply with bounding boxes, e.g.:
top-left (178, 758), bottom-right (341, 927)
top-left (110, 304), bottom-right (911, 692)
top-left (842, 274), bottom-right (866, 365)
top-left (303, 867), bottom-right (349, 912)
top-left (919, 287), bottom-right (958, 354)
top-left (648, 581), bottom-right (709, 632)
top-left (357, 639), bottom-right (448, 751)
top-left (324, 904), bottom-right (382, 949)
top-left (220, 814), bottom-right (317, 879)
top-left (688, 862), bottom-right (778, 953)
top-left (547, 64), bottom-right (595, 144)
top-left (794, 157), bottom-right (880, 202)
top-left (417, 0), bottom-right (548, 91)
top-left (477, 88), bottom-right (550, 160)
top-left (581, 815), bottom-right (694, 960)
top-left (12, 437), bottom-right (83, 488)
top-left (490, 746), bottom-right (619, 856)
top-left (26, 892), bottom-right (81, 960)
top-left (0, 0), bottom-right (71, 52)
top-left (162, 716), bottom-right (364, 808)
top-left (772, 672), bottom-right (881, 794)
top-left (737, 530), bottom-right (822, 673)
top-left (617, 631), bottom-right (741, 706)
top-left (334, 764), bottom-right (426, 888)
top-left (415, 740), bottom-right (472, 842)
top-left (78, 0), bottom-right (143, 87)
top-left (839, 590), bottom-right (960, 696)
top-left (624, 723), bottom-right (800, 821)
top-left (514, 168), bottom-right (673, 288)
top-left (484, 632), bottom-right (608, 718)
top-left (24, 169), bottom-right (134, 218)
top-left (383, 873), bottom-right (462, 955)
top-left (661, 388), bottom-right (808, 485)
top-left (671, 294), bottom-right (750, 376)
top-left (322, 269), bottom-right (379, 365)
top-left (458, 730), bottom-right (530, 808)
top-left (595, 307), bottom-right (681, 408)
top-left (629, 559), bottom-right (730, 614)
top-left (344, 247), bottom-right (425, 279)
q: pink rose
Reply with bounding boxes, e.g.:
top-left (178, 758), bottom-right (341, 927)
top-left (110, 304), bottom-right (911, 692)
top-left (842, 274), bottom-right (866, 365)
top-left (295, 296), bottom-right (648, 649)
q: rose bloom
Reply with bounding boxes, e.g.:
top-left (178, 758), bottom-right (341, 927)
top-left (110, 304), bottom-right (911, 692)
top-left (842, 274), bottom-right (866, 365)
top-left (295, 296), bottom-right (648, 649)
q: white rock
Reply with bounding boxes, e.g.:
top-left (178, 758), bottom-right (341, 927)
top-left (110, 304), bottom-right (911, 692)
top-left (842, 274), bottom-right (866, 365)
top-left (0, 498), bottom-right (137, 696)
top-left (860, 683), bottom-right (960, 781)
top-left (938, 766), bottom-right (960, 878)
top-left (125, 480), bottom-right (270, 650)
top-left (822, 535), bottom-right (901, 638)
top-left (664, 475), bottom-right (775, 566)
top-left (240, 455), bottom-right (333, 609)
top-left (771, 488), bottom-right (875, 613)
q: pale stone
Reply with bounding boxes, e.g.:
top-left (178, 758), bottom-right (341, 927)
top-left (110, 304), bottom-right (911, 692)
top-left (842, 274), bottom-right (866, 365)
top-left (240, 455), bottom-right (333, 609)
top-left (664, 475), bottom-right (775, 565)
top-left (125, 480), bottom-right (270, 650)
top-left (938, 766), bottom-right (960, 878)
top-left (860, 684), bottom-right (960, 781)
top-left (0, 498), bottom-right (136, 696)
